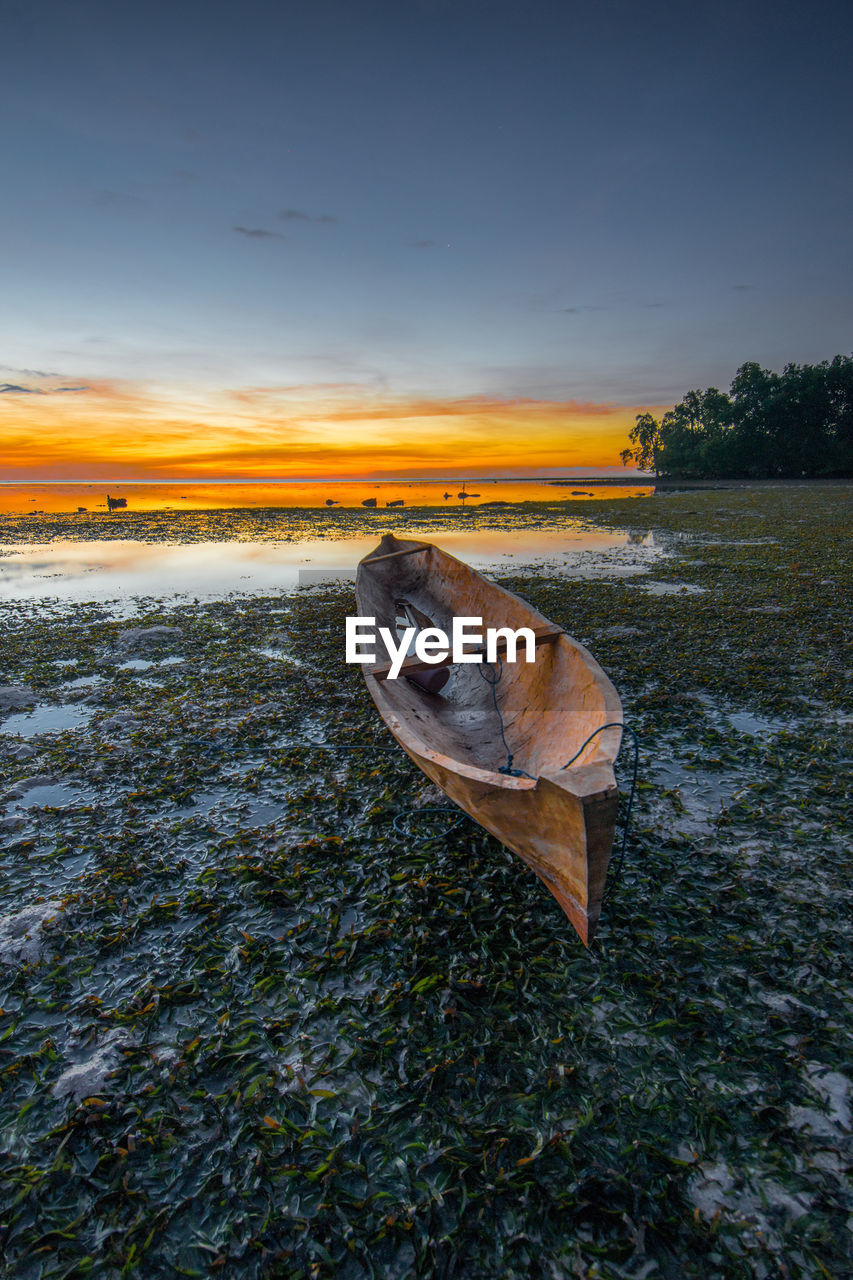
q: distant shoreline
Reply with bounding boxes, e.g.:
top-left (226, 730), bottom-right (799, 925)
top-left (0, 475), bottom-right (649, 487)
top-left (646, 476), bottom-right (853, 489)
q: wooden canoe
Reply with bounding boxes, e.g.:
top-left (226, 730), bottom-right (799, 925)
top-left (355, 533), bottom-right (623, 945)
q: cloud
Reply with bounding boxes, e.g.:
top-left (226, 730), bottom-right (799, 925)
top-left (0, 382), bottom-right (89, 395)
top-left (560, 305), bottom-right (602, 314)
top-left (279, 209), bottom-right (338, 224)
top-left (89, 188), bottom-right (146, 210)
top-left (233, 226), bottom-right (287, 240)
top-left (0, 378), bottom-right (659, 480)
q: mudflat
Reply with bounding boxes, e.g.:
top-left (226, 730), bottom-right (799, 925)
top-left (0, 483), bottom-right (850, 1277)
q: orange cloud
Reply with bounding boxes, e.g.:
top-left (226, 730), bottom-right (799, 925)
top-left (0, 379), bottom-right (667, 480)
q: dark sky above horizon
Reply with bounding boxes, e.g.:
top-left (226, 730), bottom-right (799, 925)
top-left (2, 0), bottom-right (852, 477)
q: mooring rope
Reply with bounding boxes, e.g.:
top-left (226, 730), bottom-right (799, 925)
top-left (476, 655), bottom-right (536, 779)
top-left (278, 741), bottom-right (398, 753)
top-left (560, 722), bottom-right (640, 896)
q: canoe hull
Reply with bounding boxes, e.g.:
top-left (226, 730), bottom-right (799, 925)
top-left (356, 535), bottom-right (623, 945)
top-left (365, 691), bottom-right (619, 945)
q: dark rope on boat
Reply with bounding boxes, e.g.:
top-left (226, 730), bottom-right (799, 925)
top-left (277, 741), bottom-right (398, 753)
top-left (560, 722), bottom-right (639, 896)
top-left (476, 656), bottom-right (536, 779)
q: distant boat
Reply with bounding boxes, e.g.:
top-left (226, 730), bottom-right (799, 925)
top-left (386, 499), bottom-right (404, 507)
top-left (325, 499), bottom-right (340, 506)
top-left (361, 498), bottom-right (378, 508)
top-left (443, 492), bottom-right (452, 500)
top-left (77, 507), bottom-right (87, 513)
top-left (106, 494), bottom-right (127, 511)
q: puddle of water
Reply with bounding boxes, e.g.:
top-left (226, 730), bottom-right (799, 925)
top-left (728, 710), bottom-right (785, 737)
top-left (639, 581), bottom-right (706, 596)
top-left (0, 527), bottom-right (665, 604)
top-left (6, 782), bottom-right (95, 812)
top-left (257, 647), bottom-right (302, 665)
top-left (0, 704), bottom-right (95, 738)
top-left (62, 674), bottom-right (105, 690)
top-left (0, 837), bottom-right (97, 911)
top-left (243, 798), bottom-right (286, 825)
top-left (645, 747), bottom-right (753, 839)
top-left (693, 693), bottom-right (788, 740)
top-left (649, 758), bottom-right (741, 835)
top-left (117, 656), bottom-right (184, 672)
top-left (171, 786), bottom-right (287, 823)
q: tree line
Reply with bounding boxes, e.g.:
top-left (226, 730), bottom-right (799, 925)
top-left (621, 355), bottom-right (853, 478)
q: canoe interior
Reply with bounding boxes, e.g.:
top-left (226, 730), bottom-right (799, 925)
top-left (356, 536), bottom-right (622, 782)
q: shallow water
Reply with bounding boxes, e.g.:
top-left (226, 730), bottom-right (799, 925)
top-left (0, 526), bottom-right (664, 604)
top-left (5, 782), bottom-right (95, 810)
top-left (0, 704), bottom-right (95, 738)
top-left (117, 656), bottom-right (185, 672)
top-left (0, 478), bottom-right (653, 515)
top-left (691, 692), bottom-right (790, 739)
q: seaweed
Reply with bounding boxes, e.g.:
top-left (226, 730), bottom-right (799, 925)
top-left (0, 484), bottom-right (850, 1277)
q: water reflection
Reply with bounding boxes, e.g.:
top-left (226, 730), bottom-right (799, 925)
top-left (0, 479), bottom-right (653, 515)
top-left (0, 528), bottom-right (664, 604)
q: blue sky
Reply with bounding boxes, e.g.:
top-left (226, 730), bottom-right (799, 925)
top-left (1, 0), bottom-right (852, 476)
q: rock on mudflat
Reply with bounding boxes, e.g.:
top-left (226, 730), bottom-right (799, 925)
top-left (99, 712), bottom-right (140, 733)
top-left (2, 774), bottom-right (58, 802)
top-left (0, 900), bottom-right (64, 964)
top-left (117, 626), bottom-right (183, 650)
top-left (52, 1031), bottom-right (126, 1101)
top-left (0, 685), bottom-right (36, 712)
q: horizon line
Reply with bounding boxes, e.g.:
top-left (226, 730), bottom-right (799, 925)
top-left (0, 472), bottom-right (649, 486)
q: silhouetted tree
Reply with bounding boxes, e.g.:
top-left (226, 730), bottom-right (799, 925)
top-left (620, 355), bottom-right (853, 478)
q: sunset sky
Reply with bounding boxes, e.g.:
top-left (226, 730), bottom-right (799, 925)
top-left (2, 0), bottom-right (852, 480)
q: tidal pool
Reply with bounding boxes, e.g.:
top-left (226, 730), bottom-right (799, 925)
top-left (0, 527), bottom-right (664, 605)
top-left (0, 704), bottom-right (95, 738)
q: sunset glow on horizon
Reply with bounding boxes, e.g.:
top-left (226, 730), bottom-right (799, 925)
top-left (0, 379), bottom-right (661, 482)
top-left (3, 2), bottom-right (850, 489)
